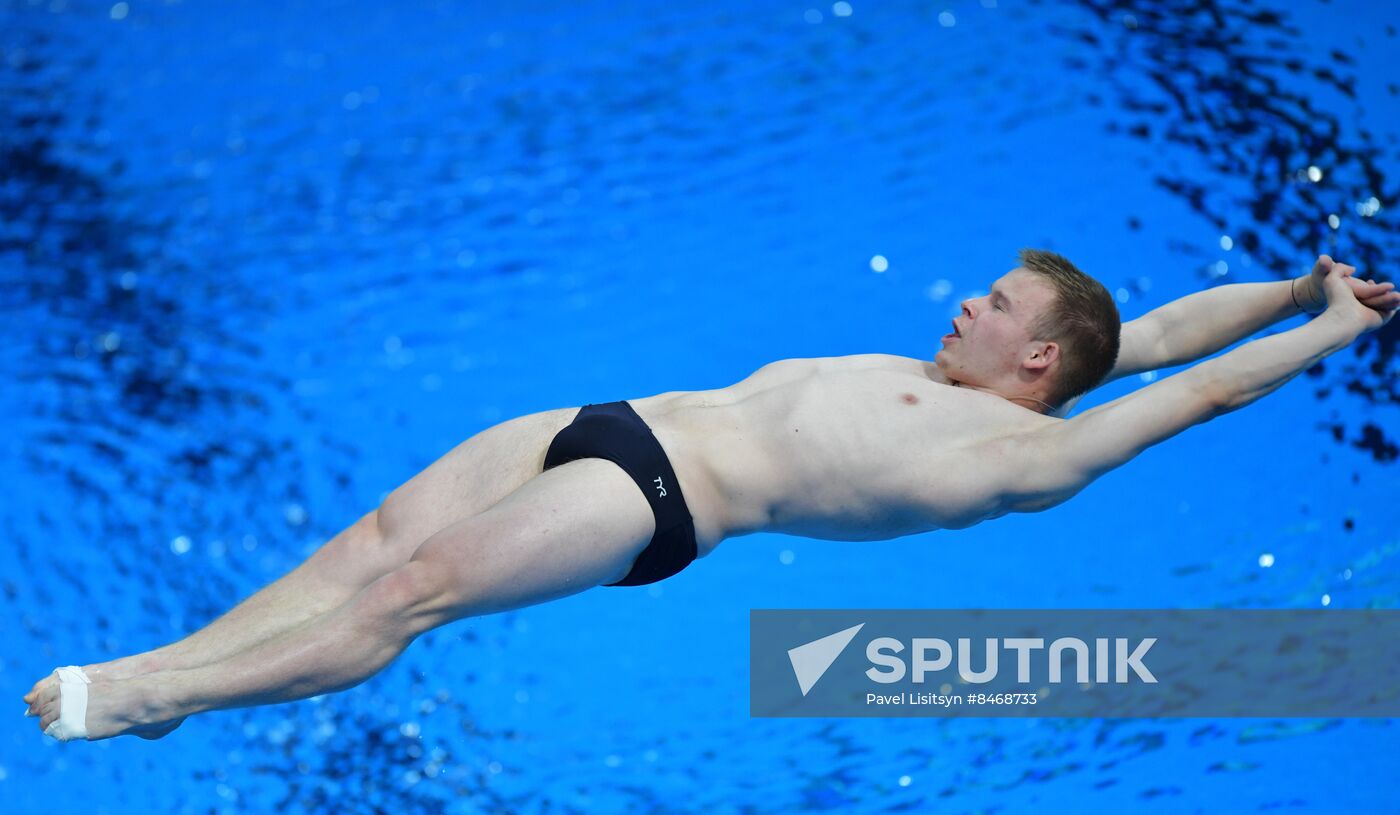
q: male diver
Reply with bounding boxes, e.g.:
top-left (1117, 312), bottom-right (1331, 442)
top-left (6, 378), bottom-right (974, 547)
top-left (25, 250), bottom-right (1398, 740)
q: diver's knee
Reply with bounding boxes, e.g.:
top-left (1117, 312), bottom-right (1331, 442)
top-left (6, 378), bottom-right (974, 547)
top-left (375, 492), bottom-right (404, 542)
top-left (367, 502), bottom-right (390, 543)
top-left (305, 508), bottom-right (399, 588)
top-left (371, 561), bottom-right (461, 633)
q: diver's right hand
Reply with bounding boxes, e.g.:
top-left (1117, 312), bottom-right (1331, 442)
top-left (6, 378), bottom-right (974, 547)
top-left (1298, 254), bottom-right (1397, 316)
top-left (1318, 257), bottom-right (1396, 335)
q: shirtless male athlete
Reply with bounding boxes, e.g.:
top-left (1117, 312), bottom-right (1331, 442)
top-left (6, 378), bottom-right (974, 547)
top-left (26, 249), bottom-right (1398, 741)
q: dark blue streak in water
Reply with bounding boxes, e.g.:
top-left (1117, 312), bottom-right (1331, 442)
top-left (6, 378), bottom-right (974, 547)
top-left (1056, 0), bottom-right (1399, 460)
top-left (1, 10), bottom-right (513, 812)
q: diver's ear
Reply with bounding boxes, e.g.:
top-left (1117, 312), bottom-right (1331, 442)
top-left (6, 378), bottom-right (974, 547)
top-left (1023, 341), bottom-right (1059, 372)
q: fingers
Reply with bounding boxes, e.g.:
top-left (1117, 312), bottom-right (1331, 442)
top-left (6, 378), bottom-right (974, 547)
top-left (1318, 256), bottom-right (1356, 278)
top-left (1360, 291), bottom-right (1400, 309)
top-left (1318, 263), bottom-right (1359, 304)
top-left (1355, 273), bottom-right (1400, 308)
top-left (1344, 277), bottom-right (1394, 296)
top-left (1321, 259), bottom-right (1396, 310)
top-left (1335, 263), bottom-right (1397, 309)
top-left (1319, 259), bottom-right (1349, 281)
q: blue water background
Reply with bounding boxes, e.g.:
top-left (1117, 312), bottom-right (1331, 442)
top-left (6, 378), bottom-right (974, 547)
top-left (3, 0), bottom-right (1399, 811)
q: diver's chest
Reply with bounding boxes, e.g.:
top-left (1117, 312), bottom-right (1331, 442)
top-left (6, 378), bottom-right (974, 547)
top-left (792, 384), bottom-right (1007, 450)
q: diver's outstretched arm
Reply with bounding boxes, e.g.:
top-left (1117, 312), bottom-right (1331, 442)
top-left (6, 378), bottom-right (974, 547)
top-left (1121, 255), bottom-right (1394, 375)
top-left (1003, 259), bottom-right (1389, 512)
top-left (1052, 255), bottom-right (1395, 418)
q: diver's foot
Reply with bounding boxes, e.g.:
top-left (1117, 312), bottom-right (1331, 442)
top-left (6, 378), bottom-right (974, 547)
top-left (82, 652), bottom-right (165, 682)
top-left (23, 652), bottom-right (164, 711)
top-left (32, 674), bottom-right (175, 742)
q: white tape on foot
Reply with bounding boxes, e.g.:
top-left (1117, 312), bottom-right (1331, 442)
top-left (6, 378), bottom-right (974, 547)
top-left (42, 666), bottom-right (91, 742)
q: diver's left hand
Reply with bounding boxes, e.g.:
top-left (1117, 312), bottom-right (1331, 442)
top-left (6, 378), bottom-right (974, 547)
top-left (1295, 255), bottom-right (1398, 316)
top-left (1316, 257), bottom-right (1396, 335)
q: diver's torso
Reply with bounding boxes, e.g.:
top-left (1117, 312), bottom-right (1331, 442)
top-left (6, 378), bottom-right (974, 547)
top-left (627, 354), bottom-right (1053, 545)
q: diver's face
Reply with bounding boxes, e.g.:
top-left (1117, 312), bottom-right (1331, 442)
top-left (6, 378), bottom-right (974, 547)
top-left (936, 268), bottom-right (1057, 384)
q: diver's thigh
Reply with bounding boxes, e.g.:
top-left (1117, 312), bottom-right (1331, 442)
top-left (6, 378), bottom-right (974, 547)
top-left (376, 405), bottom-right (580, 549)
top-left (406, 458), bottom-right (655, 618)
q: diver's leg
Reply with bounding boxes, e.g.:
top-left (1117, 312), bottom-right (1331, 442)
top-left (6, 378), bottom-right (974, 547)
top-left (31, 459), bottom-right (655, 740)
top-left (23, 510), bottom-right (396, 738)
top-left (96, 510), bottom-right (394, 679)
top-left (26, 406), bottom-right (579, 702)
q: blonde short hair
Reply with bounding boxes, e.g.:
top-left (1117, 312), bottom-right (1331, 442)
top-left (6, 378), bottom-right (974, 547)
top-left (1017, 248), bottom-right (1121, 407)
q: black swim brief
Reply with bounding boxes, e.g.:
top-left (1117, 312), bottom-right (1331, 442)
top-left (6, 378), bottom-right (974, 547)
top-left (542, 400), bottom-right (699, 586)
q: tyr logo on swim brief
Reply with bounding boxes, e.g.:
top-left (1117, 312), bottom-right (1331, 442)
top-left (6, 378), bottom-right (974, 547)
top-left (653, 476), bottom-right (667, 497)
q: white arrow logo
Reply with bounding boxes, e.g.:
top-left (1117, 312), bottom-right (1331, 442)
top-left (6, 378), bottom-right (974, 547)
top-left (788, 623), bottom-right (865, 696)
